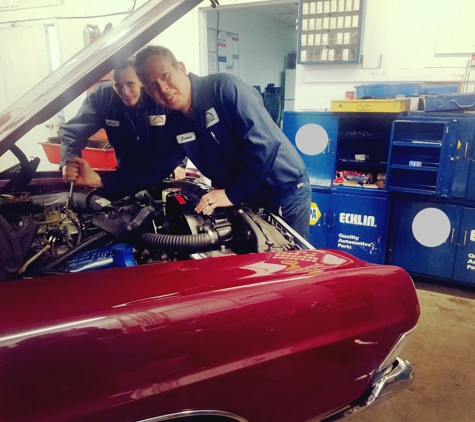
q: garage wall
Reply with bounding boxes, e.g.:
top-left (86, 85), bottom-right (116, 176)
top-left (3, 0), bottom-right (475, 115)
top-left (205, 8), bottom-right (296, 91)
top-left (0, 0), bottom-right (132, 107)
top-left (3, 0), bottom-right (475, 169)
top-left (295, 0), bottom-right (475, 110)
top-left (0, 0), bottom-right (200, 171)
top-left (0, 0), bottom-right (201, 118)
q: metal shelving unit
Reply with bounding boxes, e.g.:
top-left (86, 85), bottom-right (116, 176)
top-left (297, 0), bottom-right (364, 64)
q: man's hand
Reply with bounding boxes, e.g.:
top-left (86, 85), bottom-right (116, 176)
top-left (195, 189), bottom-right (232, 215)
top-left (62, 157), bottom-right (103, 188)
top-left (171, 166), bottom-right (186, 180)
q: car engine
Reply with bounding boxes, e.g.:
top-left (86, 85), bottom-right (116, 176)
top-left (0, 178), bottom-right (306, 281)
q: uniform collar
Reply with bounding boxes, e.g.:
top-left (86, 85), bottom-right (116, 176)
top-left (187, 72), bottom-right (203, 118)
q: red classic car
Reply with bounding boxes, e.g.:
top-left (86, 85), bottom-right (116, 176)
top-left (0, 1), bottom-right (419, 421)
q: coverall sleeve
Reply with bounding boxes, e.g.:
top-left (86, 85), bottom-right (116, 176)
top-left (99, 135), bottom-right (187, 197)
top-left (218, 78), bottom-right (281, 205)
top-left (59, 90), bottom-right (105, 167)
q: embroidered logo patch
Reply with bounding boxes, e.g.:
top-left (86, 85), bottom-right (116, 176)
top-left (205, 107), bottom-right (220, 128)
top-left (149, 115), bottom-right (166, 126)
top-left (177, 132), bottom-right (196, 144)
top-left (105, 119), bottom-right (120, 127)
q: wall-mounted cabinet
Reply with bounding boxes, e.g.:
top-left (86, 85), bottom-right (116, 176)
top-left (297, 0), bottom-right (365, 64)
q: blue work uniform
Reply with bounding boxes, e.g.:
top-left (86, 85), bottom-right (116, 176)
top-left (169, 72), bottom-right (311, 239)
top-left (59, 82), bottom-right (186, 195)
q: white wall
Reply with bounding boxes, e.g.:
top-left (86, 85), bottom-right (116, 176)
top-left (0, 0), bottom-right (134, 109)
top-left (4, 0), bottom-right (475, 168)
top-left (0, 0), bottom-right (294, 113)
top-left (295, 0), bottom-right (475, 110)
top-left (0, 0), bottom-right (204, 113)
top-left (0, 0), bottom-right (201, 170)
top-left (205, 8), bottom-right (296, 90)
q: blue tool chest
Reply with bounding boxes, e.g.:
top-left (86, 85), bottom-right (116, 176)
top-left (390, 194), bottom-right (475, 285)
top-left (310, 186), bottom-right (391, 264)
top-left (386, 117), bottom-right (458, 196)
top-left (284, 109), bottom-right (475, 284)
top-left (424, 92), bottom-right (475, 112)
top-left (283, 111), bottom-right (396, 264)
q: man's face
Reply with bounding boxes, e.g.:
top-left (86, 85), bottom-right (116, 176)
top-left (139, 54), bottom-right (191, 114)
top-left (111, 65), bottom-right (143, 107)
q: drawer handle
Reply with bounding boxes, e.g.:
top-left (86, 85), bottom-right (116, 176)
top-left (450, 99), bottom-right (475, 109)
top-left (356, 103), bottom-right (372, 110)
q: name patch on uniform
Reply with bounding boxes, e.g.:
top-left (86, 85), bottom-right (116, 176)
top-left (105, 119), bottom-right (120, 127)
top-left (177, 132), bottom-right (196, 144)
top-left (149, 115), bottom-right (166, 126)
top-left (205, 107), bottom-right (220, 128)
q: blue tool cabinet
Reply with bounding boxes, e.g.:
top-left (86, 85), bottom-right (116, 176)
top-left (321, 187), bottom-right (390, 264)
top-left (402, 111), bottom-right (475, 201)
top-left (389, 198), bottom-right (462, 279)
top-left (452, 207), bottom-right (475, 284)
top-left (282, 111), bottom-right (338, 187)
top-left (283, 111), bottom-right (395, 264)
top-left (284, 109), bottom-right (475, 283)
top-left (309, 186), bottom-right (331, 249)
top-left (310, 187), bottom-right (390, 264)
top-left (282, 111), bottom-right (394, 188)
top-left (282, 111), bottom-right (475, 284)
top-left (386, 117), bottom-right (458, 196)
top-left (387, 111), bottom-right (475, 285)
top-left (389, 196), bottom-right (475, 285)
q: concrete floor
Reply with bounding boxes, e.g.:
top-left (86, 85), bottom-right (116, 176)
top-left (345, 278), bottom-right (475, 422)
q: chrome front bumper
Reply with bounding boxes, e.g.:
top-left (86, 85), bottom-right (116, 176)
top-left (321, 357), bottom-right (414, 421)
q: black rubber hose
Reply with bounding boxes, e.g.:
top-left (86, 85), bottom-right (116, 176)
top-left (140, 232), bottom-right (218, 250)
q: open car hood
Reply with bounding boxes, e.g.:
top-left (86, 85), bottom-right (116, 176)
top-left (0, 0), bottom-right (204, 158)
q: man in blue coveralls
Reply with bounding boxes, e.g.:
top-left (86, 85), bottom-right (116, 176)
top-left (134, 45), bottom-right (311, 239)
top-left (61, 56), bottom-right (187, 195)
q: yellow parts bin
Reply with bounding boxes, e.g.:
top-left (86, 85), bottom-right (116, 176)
top-left (331, 98), bottom-right (411, 112)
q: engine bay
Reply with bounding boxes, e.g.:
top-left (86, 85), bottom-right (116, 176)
top-left (0, 177), bottom-right (306, 282)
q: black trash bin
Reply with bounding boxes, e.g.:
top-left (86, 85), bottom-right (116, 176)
top-left (263, 83), bottom-right (283, 126)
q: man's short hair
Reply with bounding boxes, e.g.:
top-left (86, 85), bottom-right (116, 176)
top-left (110, 56), bottom-right (136, 76)
top-left (135, 45), bottom-right (179, 78)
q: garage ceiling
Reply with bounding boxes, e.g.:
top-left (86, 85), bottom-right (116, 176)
top-left (250, 2), bottom-right (298, 27)
top-left (224, 1), bottom-right (298, 28)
